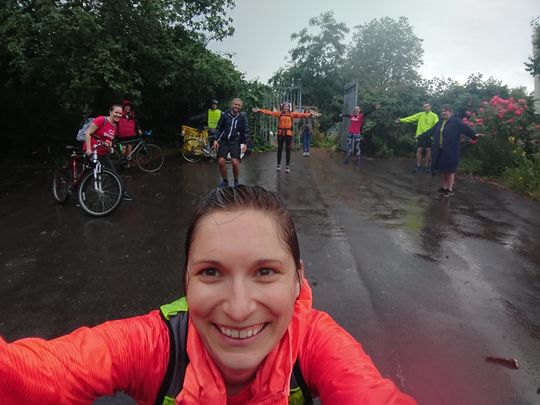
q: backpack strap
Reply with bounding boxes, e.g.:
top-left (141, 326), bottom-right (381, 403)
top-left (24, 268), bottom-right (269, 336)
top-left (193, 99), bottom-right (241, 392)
top-left (155, 298), bottom-right (190, 405)
top-left (289, 357), bottom-right (313, 405)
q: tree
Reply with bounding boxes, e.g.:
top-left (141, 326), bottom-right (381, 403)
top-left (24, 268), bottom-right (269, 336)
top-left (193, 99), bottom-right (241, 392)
top-left (269, 11), bottom-right (348, 128)
top-left (346, 17), bottom-right (423, 92)
top-left (0, 0), bottom-right (239, 155)
top-left (525, 20), bottom-right (540, 76)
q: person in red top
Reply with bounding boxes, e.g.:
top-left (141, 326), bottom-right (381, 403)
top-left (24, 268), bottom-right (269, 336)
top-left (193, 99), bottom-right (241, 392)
top-left (253, 103), bottom-right (321, 174)
top-left (0, 186), bottom-right (416, 405)
top-left (83, 104), bottom-right (134, 201)
top-left (341, 103), bottom-right (381, 164)
top-left (116, 100), bottom-right (141, 168)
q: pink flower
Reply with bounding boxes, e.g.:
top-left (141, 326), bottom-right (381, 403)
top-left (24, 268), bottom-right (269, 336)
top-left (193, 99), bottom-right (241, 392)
top-left (466, 111), bottom-right (472, 116)
top-left (507, 118), bottom-right (515, 123)
top-left (497, 112), bottom-right (504, 119)
top-left (507, 103), bottom-right (517, 111)
top-left (518, 98), bottom-right (527, 104)
top-left (514, 109), bottom-right (523, 116)
top-left (479, 108), bottom-right (485, 113)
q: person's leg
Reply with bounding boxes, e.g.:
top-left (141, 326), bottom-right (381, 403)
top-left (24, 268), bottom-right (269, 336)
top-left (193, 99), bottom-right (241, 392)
top-left (217, 142), bottom-right (229, 186)
top-left (344, 134), bottom-right (353, 163)
top-left (277, 135), bottom-right (285, 167)
top-left (416, 147), bottom-right (423, 171)
top-left (285, 136), bottom-right (292, 167)
top-left (306, 130), bottom-right (311, 155)
top-left (232, 159), bottom-right (240, 185)
top-left (447, 172), bottom-right (456, 191)
top-left (100, 154), bottom-right (132, 200)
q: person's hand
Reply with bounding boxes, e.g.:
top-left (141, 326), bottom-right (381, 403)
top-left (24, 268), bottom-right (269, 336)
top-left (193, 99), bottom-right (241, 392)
top-left (339, 113), bottom-right (344, 118)
top-left (475, 133), bottom-right (486, 137)
top-left (213, 140), bottom-right (219, 148)
top-left (138, 129), bottom-right (142, 135)
top-left (85, 149), bottom-right (92, 157)
top-left (374, 103), bottom-right (382, 109)
top-left (394, 118), bottom-right (401, 124)
top-left (241, 144), bottom-right (247, 153)
top-left (312, 112), bottom-right (322, 117)
top-left (251, 107), bottom-right (260, 113)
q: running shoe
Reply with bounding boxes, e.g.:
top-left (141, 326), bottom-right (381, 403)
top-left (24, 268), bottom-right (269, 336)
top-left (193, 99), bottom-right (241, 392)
top-left (276, 165), bottom-right (281, 172)
top-left (233, 179), bottom-right (240, 187)
top-left (436, 187), bottom-right (447, 194)
top-left (343, 157), bottom-right (350, 164)
top-left (442, 189), bottom-right (455, 197)
top-left (218, 179), bottom-right (229, 188)
top-left (285, 166), bottom-right (290, 174)
top-left (122, 191), bottom-right (134, 201)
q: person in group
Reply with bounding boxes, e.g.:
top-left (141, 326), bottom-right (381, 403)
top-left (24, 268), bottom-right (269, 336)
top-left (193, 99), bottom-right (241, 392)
top-left (340, 103), bottom-right (381, 165)
top-left (252, 103), bottom-right (321, 174)
top-left (190, 99), bottom-right (222, 149)
top-left (418, 104), bottom-right (482, 197)
top-left (395, 103), bottom-right (439, 173)
top-left (116, 100), bottom-right (141, 168)
top-left (299, 108), bottom-right (315, 157)
top-left (83, 104), bottom-right (134, 201)
top-left (214, 98), bottom-right (249, 187)
top-left (0, 185), bottom-right (417, 404)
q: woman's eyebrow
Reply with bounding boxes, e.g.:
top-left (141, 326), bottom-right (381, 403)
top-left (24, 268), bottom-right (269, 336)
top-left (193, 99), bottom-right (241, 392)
top-left (190, 259), bottom-right (221, 266)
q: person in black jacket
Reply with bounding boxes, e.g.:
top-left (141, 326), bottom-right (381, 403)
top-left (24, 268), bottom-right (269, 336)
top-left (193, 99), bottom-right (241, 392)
top-left (419, 104), bottom-right (483, 197)
top-left (214, 98), bottom-right (250, 187)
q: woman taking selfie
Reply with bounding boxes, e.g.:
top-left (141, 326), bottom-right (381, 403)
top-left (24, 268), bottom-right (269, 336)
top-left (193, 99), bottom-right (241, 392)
top-left (0, 186), bottom-right (416, 404)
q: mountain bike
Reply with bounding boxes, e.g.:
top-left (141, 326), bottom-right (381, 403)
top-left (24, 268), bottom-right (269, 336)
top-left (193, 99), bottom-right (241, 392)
top-left (112, 130), bottom-right (164, 172)
top-left (52, 142), bottom-right (123, 216)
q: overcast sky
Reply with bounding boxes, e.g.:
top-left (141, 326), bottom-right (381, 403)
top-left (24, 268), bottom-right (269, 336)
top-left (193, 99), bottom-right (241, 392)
top-left (208, 0), bottom-right (540, 93)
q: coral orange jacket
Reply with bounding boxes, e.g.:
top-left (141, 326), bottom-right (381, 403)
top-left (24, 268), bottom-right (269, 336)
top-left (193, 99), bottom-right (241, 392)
top-left (258, 109), bottom-right (312, 136)
top-left (0, 280), bottom-right (416, 404)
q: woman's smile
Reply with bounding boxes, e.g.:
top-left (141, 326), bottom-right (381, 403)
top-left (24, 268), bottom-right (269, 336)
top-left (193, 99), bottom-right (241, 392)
top-left (216, 323), bottom-right (266, 340)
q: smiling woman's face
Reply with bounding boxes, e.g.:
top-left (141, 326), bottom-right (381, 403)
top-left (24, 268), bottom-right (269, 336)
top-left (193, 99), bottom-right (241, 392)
top-left (185, 209), bottom-right (301, 384)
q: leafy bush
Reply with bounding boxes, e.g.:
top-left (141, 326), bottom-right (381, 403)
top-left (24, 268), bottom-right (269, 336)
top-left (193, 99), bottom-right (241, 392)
top-left (501, 152), bottom-right (540, 200)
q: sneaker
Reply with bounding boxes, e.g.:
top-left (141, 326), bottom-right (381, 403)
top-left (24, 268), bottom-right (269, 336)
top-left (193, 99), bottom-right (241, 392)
top-left (285, 166), bottom-right (290, 174)
top-left (343, 157), bottom-right (350, 164)
top-left (413, 166), bottom-right (422, 173)
top-left (306, 152), bottom-right (310, 157)
top-left (436, 187), bottom-right (447, 194)
top-left (424, 167), bottom-right (431, 174)
top-left (302, 152), bottom-right (307, 157)
top-left (122, 191), bottom-right (134, 201)
top-left (233, 179), bottom-right (240, 187)
top-left (442, 189), bottom-right (455, 197)
top-left (276, 165), bottom-right (281, 172)
top-left (356, 157), bottom-right (361, 165)
top-left (218, 179), bottom-right (229, 188)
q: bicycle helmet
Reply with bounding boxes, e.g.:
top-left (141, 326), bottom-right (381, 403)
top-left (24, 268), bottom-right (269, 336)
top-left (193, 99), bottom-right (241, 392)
top-left (211, 99), bottom-right (219, 105)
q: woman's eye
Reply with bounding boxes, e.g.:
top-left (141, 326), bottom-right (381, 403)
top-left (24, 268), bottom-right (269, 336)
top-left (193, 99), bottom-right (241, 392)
top-left (199, 268), bottom-right (220, 277)
top-left (257, 268), bottom-right (276, 277)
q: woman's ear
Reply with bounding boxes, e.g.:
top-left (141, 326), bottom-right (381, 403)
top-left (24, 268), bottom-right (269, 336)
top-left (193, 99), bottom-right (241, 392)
top-left (295, 260), bottom-right (305, 299)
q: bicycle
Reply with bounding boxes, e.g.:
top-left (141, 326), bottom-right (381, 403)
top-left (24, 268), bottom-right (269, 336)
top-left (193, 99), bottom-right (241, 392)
top-left (182, 136), bottom-right (217, 162)
top-left (113, 130), bottom-right (164, 172)
top-left (52, 141), bottom-right (123, 217)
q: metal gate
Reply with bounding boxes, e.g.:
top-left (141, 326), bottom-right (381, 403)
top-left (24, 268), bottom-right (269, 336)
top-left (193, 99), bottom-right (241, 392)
top-left (341, 80), bottom-right (358, 151)
top-left (254, 86), bottom-right (303, 149)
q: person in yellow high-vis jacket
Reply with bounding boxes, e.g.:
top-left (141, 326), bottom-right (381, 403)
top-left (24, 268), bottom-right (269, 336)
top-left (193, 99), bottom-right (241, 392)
top-left (395, 103), bottom-right (439, 173)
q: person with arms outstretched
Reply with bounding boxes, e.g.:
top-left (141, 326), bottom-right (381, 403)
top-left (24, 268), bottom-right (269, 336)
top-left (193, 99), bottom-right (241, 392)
top-left (341, 103), bottom-right (381, 165)
top-left (252, 103), bottom-right (321, 174)
top-left (395, 103), bottom-right (439, 173)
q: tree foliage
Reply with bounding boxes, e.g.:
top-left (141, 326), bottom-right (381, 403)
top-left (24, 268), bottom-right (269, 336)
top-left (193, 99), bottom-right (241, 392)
top-left (346, 17), bottom-right (424, 92)
top-left (269, 11), bottom-right (348, 129)
top-left (0, 0), bottom-right (240, 155)
top-left (525, 21), bottom-right (540, 76)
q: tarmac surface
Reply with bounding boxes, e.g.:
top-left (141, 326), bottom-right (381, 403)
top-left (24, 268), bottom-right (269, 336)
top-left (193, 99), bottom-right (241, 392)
top-left (1, 148), bottom-right (539, 405)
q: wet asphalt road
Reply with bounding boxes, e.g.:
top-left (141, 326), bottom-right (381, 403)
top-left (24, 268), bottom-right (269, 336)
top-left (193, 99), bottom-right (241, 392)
top-left (1, 148), bottom-right (539, 405)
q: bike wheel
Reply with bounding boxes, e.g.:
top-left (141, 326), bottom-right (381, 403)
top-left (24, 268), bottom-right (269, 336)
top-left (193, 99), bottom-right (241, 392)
top-left (52, 167), bottom-right (71, 204)
top-left (77, 169), bottom-right (123, 217)
top-left (182, 138), bottom-right (205, 162)
top-left (136, 143), bottom-right (164, 172)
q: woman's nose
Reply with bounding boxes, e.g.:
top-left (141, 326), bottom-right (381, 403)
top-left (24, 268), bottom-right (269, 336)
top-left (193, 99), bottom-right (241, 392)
top-left (222, 279), bottom-right (257, 322)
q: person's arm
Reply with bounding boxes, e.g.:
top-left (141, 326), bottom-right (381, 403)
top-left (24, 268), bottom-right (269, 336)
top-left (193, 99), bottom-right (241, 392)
top-left (252, 107), bottom-right (280, 117)
top-left (300, 311), bottom-right (417, 404)
top-left (459, 120), bottom-right (479, 141)
top-left (397, 112), bottom-right (421, 124)
top-left (0, 312), bottom-right (169, 404)
top-left (214, 114), bottom-right (225, 146)
top-left (363, 103), bottom-right (381, 118)
top-left (240, 113), bottom-right (250, 152)
top-left (84, 117), bottom-right (103, 155)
